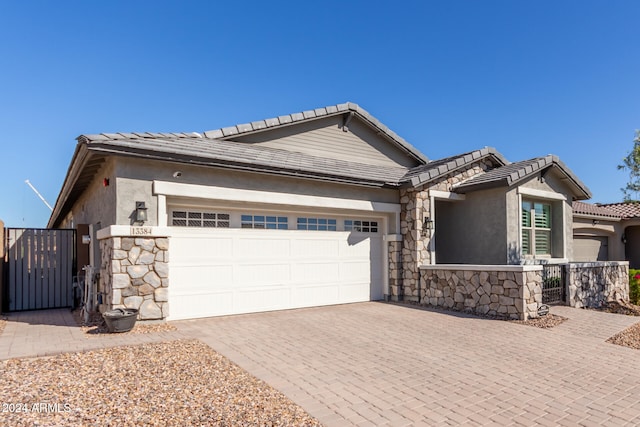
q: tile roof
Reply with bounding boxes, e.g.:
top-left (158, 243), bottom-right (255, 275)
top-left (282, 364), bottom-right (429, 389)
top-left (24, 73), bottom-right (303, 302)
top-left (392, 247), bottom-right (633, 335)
top-left (572, 201), bottom-right (623, 219)
top-left (402, 147), bottom-right (508, 187)
top-left (454, 155), bottom-right (592, 200)
top-left (596, 202), bottom-right (640, 219)
top-left (203, 102), bottom-right (428, 164)
top-left (79, 132), bottom-right (409, 187)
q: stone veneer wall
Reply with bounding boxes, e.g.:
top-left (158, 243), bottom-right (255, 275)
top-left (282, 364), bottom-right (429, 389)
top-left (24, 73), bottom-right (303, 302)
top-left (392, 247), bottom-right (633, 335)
top-left (397, 160), bottom-right (493, 301)
top-left (99, 236), bottom-right (169, 320)
top-left (567, 261), bottom-right (629, 308)
top-left (419, 265), bottom-right (544, 320)
top-left (387, 239), bottom-right (403, 299)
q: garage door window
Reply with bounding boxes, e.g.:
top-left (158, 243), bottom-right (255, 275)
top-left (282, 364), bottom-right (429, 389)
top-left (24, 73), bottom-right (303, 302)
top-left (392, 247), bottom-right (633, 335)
top-left (241, 215), bottom-right (288, 230)
top-left (172, 211), bottom-right (230, 228)
top-left (345, 220), bottom-right (378, 233)
top-left (297, 217), bottom-right (337, 231)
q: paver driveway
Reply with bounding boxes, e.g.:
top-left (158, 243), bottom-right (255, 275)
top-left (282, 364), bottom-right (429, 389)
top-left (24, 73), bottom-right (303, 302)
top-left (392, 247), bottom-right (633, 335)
top-left (178, 302), bottom-right (640, 426)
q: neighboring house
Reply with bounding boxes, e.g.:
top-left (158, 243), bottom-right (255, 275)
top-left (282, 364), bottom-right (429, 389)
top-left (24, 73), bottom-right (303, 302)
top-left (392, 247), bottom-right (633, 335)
top-left (48, 102), bottom-right (594, 321)
top-left (573, 201), bottom-right (640, 268)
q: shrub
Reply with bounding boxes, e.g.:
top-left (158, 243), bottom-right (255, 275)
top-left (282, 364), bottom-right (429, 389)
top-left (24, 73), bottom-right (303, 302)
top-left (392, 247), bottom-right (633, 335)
top-left (629, 269), bottom-right (640, 305)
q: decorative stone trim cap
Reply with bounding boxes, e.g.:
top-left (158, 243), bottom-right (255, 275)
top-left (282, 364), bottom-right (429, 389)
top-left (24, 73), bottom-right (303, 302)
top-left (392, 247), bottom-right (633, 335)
top-left (419, 264), bottom-right (543, 272)
top-left (97, 225), bottom-right (172, 240)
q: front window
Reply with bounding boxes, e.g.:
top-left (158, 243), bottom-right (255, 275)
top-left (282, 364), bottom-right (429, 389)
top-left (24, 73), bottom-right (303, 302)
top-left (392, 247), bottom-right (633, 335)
top-left (522, 201), bottom-right (552, 256)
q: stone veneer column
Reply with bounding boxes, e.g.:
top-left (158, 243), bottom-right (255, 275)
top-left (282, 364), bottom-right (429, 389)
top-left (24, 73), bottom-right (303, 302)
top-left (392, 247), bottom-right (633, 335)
top-left (566, 261), bottom-right (629, 308)
top-left (97, 226), bottom-right (170, 320)
top-left (386, 236), bottom-right (403, 299)
top-left (399, 188), bottom-right (430, 301)
top-left (397, 160), bottom-right (494, 301)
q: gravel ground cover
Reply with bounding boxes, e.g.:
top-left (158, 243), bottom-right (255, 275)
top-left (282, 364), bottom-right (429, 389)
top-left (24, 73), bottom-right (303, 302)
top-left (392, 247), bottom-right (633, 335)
top-left (72, 309), bottom-right (177, 335)
top-left (509, 313), bottom-right (567, 328)
top-left (0, 339), bottom-right (322, 426)
top-left (607, 323), bottom-right (640, 350)
top-left (599, 300), bottom-right (640, 350)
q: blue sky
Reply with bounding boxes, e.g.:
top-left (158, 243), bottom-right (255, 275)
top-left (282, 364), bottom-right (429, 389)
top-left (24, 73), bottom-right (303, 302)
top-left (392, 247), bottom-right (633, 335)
top-left (1, 1), bottom-right (639, 228)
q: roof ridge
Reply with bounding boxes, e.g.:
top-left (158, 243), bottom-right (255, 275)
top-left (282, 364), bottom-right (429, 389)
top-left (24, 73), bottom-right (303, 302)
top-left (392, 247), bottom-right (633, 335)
top-left (404, 146), bottom-right (508, 186)
top-left (79, 132), bottom-right (203, 141)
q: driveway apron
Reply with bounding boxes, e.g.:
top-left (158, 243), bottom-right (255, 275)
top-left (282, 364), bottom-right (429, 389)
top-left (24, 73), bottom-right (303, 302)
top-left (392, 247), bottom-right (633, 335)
top-left (179, 302), bottom-right (640, 426)
top-left (2, 303), bottom-right (640, 426)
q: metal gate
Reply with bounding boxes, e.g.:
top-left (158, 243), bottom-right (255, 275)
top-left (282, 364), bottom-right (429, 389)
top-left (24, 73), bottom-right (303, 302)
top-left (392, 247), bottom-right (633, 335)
top-left (3, 228), bottom-right (76, 311)
top-left (541, 264), bottom-right (566, 305)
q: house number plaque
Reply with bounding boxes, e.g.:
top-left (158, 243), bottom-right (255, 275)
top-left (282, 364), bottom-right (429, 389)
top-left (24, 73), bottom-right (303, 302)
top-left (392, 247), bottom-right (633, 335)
top-left (130, 226), bottom-right (153, 236)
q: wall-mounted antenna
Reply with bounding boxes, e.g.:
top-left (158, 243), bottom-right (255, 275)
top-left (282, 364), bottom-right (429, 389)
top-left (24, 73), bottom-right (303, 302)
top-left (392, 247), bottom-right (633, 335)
top-left (25, 179), bottom-right (53, 211)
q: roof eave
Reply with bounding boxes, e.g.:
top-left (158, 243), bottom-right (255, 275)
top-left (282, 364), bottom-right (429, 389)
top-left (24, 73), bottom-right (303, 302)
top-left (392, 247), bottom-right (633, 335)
top-left (47, 140), bottom-right (88, 228)
top-left (549, 157), bottom-right (592, 200)
top-left (86, 145), bottom-right (400, 189)
top-left (573, 213), bottom-right (622, 222)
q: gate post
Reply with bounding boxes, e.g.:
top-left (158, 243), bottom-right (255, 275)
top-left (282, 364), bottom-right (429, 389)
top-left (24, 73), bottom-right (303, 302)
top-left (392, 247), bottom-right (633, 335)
top-left (0, 220), bottom-right (4, 312)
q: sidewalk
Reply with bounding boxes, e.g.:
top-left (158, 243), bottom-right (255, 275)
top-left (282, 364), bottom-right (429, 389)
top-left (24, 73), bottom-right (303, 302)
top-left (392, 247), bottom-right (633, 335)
top-left (0, 309), bottom-right (189, 360)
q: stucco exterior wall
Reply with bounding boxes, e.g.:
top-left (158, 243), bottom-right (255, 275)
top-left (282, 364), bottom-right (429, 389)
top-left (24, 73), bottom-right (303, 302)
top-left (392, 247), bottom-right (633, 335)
top-left (58, 158), bottom-right (117, 229)
top-left (114, 157), bottom-right (401, 227)
top-left (506, 172), bottom-right (575, 263)
top-left (435, 188), bottom-right (507, 264)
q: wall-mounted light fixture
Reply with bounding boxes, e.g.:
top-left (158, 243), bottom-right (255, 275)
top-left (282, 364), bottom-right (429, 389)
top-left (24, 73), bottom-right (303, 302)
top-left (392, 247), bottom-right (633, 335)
top-left (135, 201), bottom-right (148, 224)
top-left (592, 219), bottom-right (600, 226)
top-left (423, 217), bottom-right (434, 235)
top-left (622, 234), bottom-right (627, 245)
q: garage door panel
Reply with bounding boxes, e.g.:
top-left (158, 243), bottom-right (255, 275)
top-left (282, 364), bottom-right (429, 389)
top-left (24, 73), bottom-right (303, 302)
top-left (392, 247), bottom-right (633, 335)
top-left (292, 262), bottom-right (340, 283)
top-left (340, 238), bottom-right (371, 257)
top-left (169, 229), bottom-right (384, 320)
top-left (340, 282), bottom-right (372, 302)
top-left (173, 292), bottom-right (235, 318)
top-left (291, 238), bottom-right (340, 258)
top-left (172, 265), bottom-right (233, 291)
top-left (235, 287), bottom-right (291, 312)
top-left (238, 238), bottom-right (290, 258)
top-left (340, 261), bottom-right (372, 281)
top-left (574, 236), bottom-right (608, 262)
top-left (292, 284), bottom-right (340, 306)
top-left (172, 235), bottom-right (233, 260)
top-left (235, 264), bottom-right (291, 286)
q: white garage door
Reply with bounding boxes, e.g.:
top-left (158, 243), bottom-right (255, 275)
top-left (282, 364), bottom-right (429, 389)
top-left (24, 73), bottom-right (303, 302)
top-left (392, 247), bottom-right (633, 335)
top-left (169, 228), bottom-right (384, 320)
top-left (573, 235), bottom-right (608, 262)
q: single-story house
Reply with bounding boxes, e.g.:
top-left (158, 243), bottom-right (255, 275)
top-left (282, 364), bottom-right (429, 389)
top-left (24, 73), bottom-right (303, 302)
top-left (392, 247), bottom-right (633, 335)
top-left (573, 201), bottom-right (640, 268)
top-left (48, 102), bottom-right (615, 321)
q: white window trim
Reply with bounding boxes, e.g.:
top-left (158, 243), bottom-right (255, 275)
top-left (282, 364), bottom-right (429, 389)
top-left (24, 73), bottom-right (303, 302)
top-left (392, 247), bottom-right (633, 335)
top-left (517, 187), bottom-right (566, 201)
top-left (518, 194), bottom-right (567, 261)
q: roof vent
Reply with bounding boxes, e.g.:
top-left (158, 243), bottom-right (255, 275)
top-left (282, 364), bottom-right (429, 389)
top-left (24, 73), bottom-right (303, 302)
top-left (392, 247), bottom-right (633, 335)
top-left (191, 132), bottom-right (202, 138)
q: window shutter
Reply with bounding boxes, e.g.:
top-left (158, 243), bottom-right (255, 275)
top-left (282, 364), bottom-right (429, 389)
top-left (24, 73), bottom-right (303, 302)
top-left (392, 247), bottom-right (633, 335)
top-left (522, 202), bottom-right (532, 227)
top-left (535, 230), bottom-right (551, 255)
top-left (534, 203), bottom-right (551, 228)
